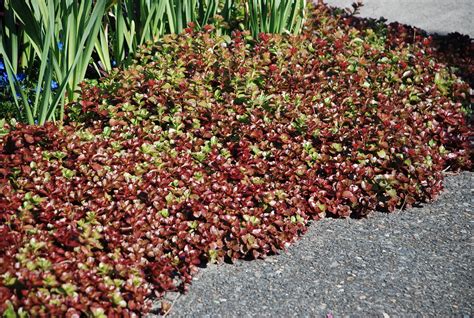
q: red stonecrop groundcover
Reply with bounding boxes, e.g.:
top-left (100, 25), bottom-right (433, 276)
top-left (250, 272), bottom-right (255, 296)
top-left (0, 6), bottom-right (472, 316)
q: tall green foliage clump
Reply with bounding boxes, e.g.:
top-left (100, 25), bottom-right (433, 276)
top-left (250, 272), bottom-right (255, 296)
top-left (0, 0), bottom-right (106, 125)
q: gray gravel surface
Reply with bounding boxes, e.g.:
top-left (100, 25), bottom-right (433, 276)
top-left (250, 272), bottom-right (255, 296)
top-left (323, 0), bottom-right (474, 38)
top-left (149, 172), bottom-right (473, 317)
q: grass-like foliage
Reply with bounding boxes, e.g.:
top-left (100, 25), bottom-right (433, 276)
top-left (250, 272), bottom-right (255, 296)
top-left (0, 0), bottom-right (107, 125)
top-left (0, 5), bottom-right (472, 316)
top-left (245, 0), bottom-right (307, 38)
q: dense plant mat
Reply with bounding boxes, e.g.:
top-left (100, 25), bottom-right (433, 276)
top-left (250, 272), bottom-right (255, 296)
top-left (340, 6), bottom-right (474, 102)
top-left (0, 5), bottom-right (472, 316)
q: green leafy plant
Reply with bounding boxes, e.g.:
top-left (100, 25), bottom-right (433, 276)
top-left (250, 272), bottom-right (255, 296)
top-left (0, 0), bottom-right (106, 125)
top-left (245, 0), bottom-right (307, 38)
top-left (94, 0), bottom-right (236, 74)
top-left (94, 0), bottom-right (168, 73)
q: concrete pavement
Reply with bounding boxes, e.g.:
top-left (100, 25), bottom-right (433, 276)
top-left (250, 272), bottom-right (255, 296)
top-left (151, 172), bottom-right (474, 317)
top-left (323, 0), bottom-right (474, 37)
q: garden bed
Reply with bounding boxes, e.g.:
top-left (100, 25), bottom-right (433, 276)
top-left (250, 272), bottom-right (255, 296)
top-left (0, 4), bottom-right (472, 316)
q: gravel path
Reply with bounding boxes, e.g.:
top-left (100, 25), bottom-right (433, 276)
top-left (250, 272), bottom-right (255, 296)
top-left (149, 172), bottom-right (473, 317)
top-left (323, 0), bottom-right (474, 38)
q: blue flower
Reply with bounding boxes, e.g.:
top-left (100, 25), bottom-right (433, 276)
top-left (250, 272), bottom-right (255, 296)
top-left (58, 42), bottom-right (64, 51)
top-left (51, 80), bottom-right (59, 90)
top-left (112, 60), bottom-right (117, 67)
top-left (15, 73), bottom-right (26, 82)
top-left (0, 60), bottom-right (4, 71)
top-left (0, 72), bottom-right (8, 87)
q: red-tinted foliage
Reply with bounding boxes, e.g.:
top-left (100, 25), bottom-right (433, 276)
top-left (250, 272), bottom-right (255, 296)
top-left (0, 4), bottom-right (471, 316)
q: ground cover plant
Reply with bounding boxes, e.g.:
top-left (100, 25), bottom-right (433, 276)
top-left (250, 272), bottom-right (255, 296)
top-left (0, 3), bottom-right (472, 316)
top-left (0, 0), bottom-right (307, 125)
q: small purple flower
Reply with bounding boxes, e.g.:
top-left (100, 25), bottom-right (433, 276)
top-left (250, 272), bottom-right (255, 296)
top-left (0, 60), bottom-right (4, 71)
top-left (58, 42), bottom-right (64, 51)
